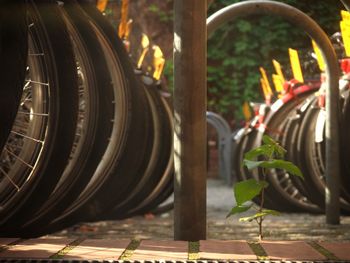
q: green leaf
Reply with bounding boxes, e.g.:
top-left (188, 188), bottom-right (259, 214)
top-left (226, 204), bottom-right (253, 218)
top-left (234, 179), bottom-right (268, 205)
top-left (244, 144), bottom-right (274, 161)
top-left (243, 159), bottom-right (265, 170)
top-left (239, 213), bottom-right (263, 222)
top-left (262, 135), bottom-right (286, 158)
top-left (270, 160), bottom-right (304, 178)
top-left (239, 209), bottom-right (280, 222)
top-left (243, 159), bottom-right (304, 179)
top-left (261, 209), bottom-right (281, 216)
top-left (262, 135), bottom-right (276, 145)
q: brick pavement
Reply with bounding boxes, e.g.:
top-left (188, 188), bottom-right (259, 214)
top-left (1, 179), bottom-right (350, 261)
top-left (1, 238), bottom-right (350, 261)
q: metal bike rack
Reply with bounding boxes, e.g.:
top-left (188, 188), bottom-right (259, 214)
top-left (174, 0), bottom-right (341, 240)
top-left (207, 0), bottom-right (341, 225)
top-left (206, 111), bottom-right (232, 185)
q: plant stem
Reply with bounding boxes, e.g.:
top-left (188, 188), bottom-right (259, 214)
top-left (258, 167), bottom-right (267, 240)
top-left (258, 217), bottom-right (263, 241)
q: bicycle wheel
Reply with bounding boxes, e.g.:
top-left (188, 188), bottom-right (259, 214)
top-left (0, 0), bottom-right (79, 234)
top-left (340, 87), bottom-right (350, 199)
top-left (250, 86), bottom-right (321, 213)
top-left (127, 93), bottom-right (174, 217)
top-left (281, 97), bottom-right (316, 199)
top-left (17, 1), bottom-right (116, 236)
top-left (35, 2), bottom-right (153, 234)
top-left (296, 97), bottom-right (350, 214)
top-left (105, 78), bottom-right (174, 219)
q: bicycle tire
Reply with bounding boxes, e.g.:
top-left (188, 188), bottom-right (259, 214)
top-left (296, 97), bottom-right (350, 214)
top-left (0, 0), bottom-right (79, 234)
top-left (340, 88), bottom-right (350, 198)
top-left (34, 2), bottom-right (153, 234)
top-left (106, 81), bottom-right (174, 219)
top-left (17, 0), bottom-right (116, 236)
top-left (249, 87), bottom-right (320, 213)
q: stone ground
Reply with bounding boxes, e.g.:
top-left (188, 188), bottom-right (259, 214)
top-left (51, 179), bottom-right (350, 241)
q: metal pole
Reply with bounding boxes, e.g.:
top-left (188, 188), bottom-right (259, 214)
top-left (207, 0), bottom-right (340, 224)
top-left (207, 112), bottom-right (233, 184)
top-left (173, 0), bottom-right (207, 240)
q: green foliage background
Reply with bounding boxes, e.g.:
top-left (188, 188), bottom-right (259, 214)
top-left (207, 0), bottom-right (343, 125)
top-left (104, 0), bottom-right (344, 126)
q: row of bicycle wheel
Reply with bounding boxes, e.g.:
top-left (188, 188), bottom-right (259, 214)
top-left (232, 74), bottom-right (350, 214)
top-left (0, 0), bottom-right (173, 237)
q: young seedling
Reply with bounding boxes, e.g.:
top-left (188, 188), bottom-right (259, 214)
top-left (227, 135), bottom-right (303, 240)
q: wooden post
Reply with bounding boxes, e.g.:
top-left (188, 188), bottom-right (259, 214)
top-left (173, 0), bottom-right (207, 241)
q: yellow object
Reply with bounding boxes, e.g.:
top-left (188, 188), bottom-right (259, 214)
top-left (96, 0), bottom-right (108, 12)
top-left (259, 67), bottom-right (273, 96)
top-left (341, 10), bottom-right (350, 22)
top-left (341, 10), bottom-right (350, 56)
top-left (153, 58), bottom-right (165, 80)
top-left (152, 45), bottom-right (165, 80)
top-left (242, 101), bottom-right (252, 121)
top-left (137, 34), bottom-right (150, 69)
top-left (260, 78), bottom-right (269, 100)
top-left (311, 40), bottom-right (325, 71)
top-left (141, 34), bottom-right (150, 49)
top-left (272, 74), bottom-right (283, 94)
top-left (288, 48), bottom-right (304, 83)
top-left (340, 20), bottom-right (350, 57)
top-left (153, 45), bottom-right (163, 59)
top-left (118, 0), bottom-right (129, 38)
top-left (272, 59), bottom-right (285, 84)
top-left (124, 19), bottom-right (133, 40)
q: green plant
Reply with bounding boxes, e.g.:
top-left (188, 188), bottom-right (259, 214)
top-left (227, 135), bottom-right (303, 240)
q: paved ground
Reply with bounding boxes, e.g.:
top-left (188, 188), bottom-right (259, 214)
top-left (2, 238), bottom-right (350, 261)
top-left (51, 179), bottom-right (350, 241)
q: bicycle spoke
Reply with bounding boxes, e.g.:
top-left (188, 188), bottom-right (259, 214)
top-left (10, 131), bottom-right (44, 144)
top-left (17, 111), bottom-right (48, 117)
top-left (24, 79), bottom-right (49, 86)
top-left (3, 148), bottom-right (34, 170)
top-left (0, 167), bottom-right (20, 191)
top-left (28, 53), bottom-right (44, 56)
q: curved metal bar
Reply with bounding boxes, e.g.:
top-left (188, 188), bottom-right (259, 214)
top-left (207, 0), bottom-right (340, 224)
top-left (340, 0), bottom-right (350, 11)
top-left (207, 111), bottom-right (231, 133)
top-left (206, 111), bottom-right (232, 184)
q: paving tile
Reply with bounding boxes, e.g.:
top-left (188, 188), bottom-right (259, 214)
top-left (1, 237), bottom-right (350, 261)
top-left (0, 238), bottom-right (18, 246)
top-left (130, 240), bottom-right (188, 260)
top-left (63, 239), bottom-right (129, 260)
top-left (261, 240), bottom-right (326, 260)
top-left (319, 242), bottom-right (350, 260)
top-left (199, 240), bottom-right (257, 260)
top-left (0, 237), bottom-right (72, 258)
